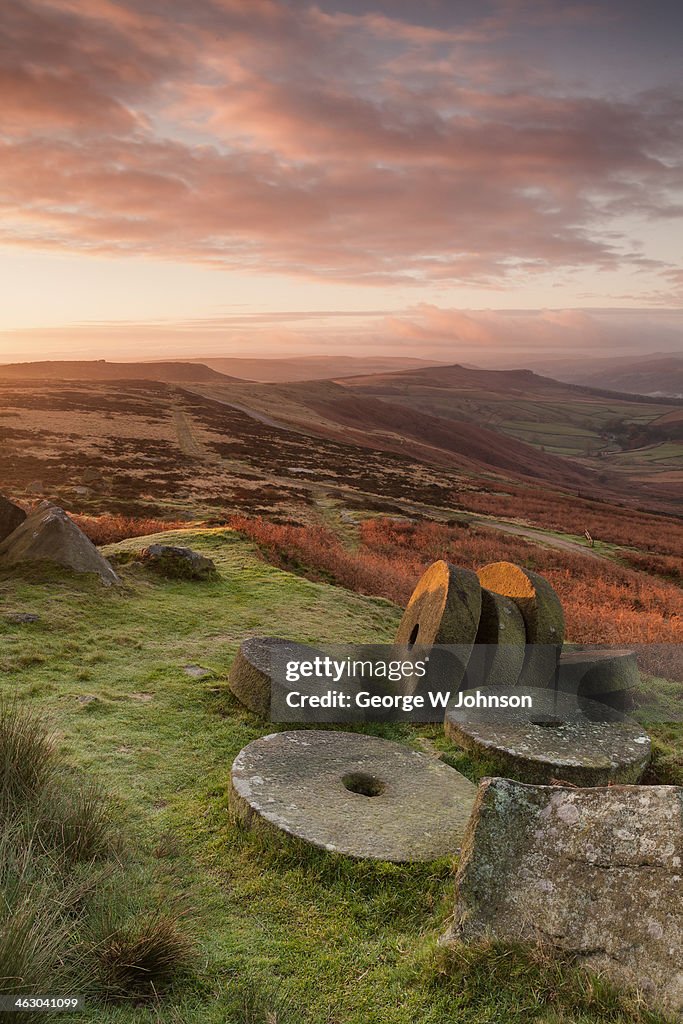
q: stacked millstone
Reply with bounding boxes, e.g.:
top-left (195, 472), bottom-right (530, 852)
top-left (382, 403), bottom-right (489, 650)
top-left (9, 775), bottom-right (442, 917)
top-left (227, 554), bottom-right (651, 863)
top-left (395, 558), bottom-right (649, 785)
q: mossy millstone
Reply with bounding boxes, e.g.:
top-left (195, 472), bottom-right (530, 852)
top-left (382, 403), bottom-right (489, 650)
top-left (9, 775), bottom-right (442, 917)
top-left (230, 730), bottom-right (477, 862)
top-left (466, 589), bottom-right (526, 688)
top-left (477, 562), bottom-right (564, 686)
top-left (444, 686), bottom-right (651, 786)
top-left (557, 648), bottom-right (640, 710)
top-left (229, 637), bottom-right (323, 718)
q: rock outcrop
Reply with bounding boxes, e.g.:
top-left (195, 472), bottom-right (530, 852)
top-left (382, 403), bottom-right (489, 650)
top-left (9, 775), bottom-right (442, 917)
top-left (445, 777), bottom-right (683, 1016)
top-left (0, 495), bottom-right (26, 543)
top-left (0, 504), bottom-right (119, 585)
top-left (139, 544), bottom-right (217, 580)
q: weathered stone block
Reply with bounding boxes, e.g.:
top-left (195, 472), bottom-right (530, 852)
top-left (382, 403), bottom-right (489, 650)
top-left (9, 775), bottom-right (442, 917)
top-left (445, 777), bottom-right (683, 1017)
top-left (139, 544), bottom-right (217, 580)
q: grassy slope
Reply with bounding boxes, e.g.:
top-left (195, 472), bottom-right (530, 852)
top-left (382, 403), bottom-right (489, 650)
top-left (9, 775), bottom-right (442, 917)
top-left (0, 529), bottom-right (672, 1024)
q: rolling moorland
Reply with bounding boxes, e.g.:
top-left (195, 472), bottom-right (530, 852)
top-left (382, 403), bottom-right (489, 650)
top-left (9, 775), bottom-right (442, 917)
top-left (0, 356), bottom-right (682, 1022)
top-left (538, 353), bottom-right (683, 399)
top-left (0, 526), bottom-right (680, 1024)
top-left (1, 358), bottom-right (682, 522)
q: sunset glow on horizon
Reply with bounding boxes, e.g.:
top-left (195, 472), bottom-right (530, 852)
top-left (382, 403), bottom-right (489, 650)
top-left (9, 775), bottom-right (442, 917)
top-left (1, 0), bottom-right (682, 363)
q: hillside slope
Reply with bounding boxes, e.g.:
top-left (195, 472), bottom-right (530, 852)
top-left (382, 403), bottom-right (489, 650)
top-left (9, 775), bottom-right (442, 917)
top-left (177, 355), bottom-right (446, 381)
top-left (0, 359), bottom-right (238, 383)
top-left (1, 525), bottom-right (677, 1024)
top-left (542, 354), bottom-right (683, 398)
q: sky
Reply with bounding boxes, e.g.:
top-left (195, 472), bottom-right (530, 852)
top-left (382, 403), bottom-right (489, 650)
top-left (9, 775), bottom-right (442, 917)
top-left (1, 0), bottom-right (682, 364)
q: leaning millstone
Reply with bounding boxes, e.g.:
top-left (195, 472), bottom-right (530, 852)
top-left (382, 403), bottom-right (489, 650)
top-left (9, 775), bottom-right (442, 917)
top-left (0, 504), bottom-right (119, 585)
top-left (395, 560), bottom-right (481, 693)
top-left (139, 544), bottom-right (217, 580)
top-left (230, 730), bottom-right (476, 862)
top-left (444, 686), bottom-right (650, 786)
top-left (0, 495), bottom-right (26, 544)
top-left (444, 777), bottom-right (683, 1017)
top-left (557, 648), bottom-right (640, 710)
top-left (477, 562), bottom-right (564, 685)
top-left (396, 560), bottom-right (482, 647)
top-left (465, 589), bottom-right (526, 689)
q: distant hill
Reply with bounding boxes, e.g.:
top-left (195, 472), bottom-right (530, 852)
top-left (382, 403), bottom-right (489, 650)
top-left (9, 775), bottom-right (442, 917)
top-left (171, 355), bottom-right (446, 382)
top-left (185, 365), bottom-right (603, 489)
top-left (299, 384), bottom-right (594, 487)
top-left (537, 354), bottom-right (683, 398)
top-left (0, 360), bottom-right (237, 383)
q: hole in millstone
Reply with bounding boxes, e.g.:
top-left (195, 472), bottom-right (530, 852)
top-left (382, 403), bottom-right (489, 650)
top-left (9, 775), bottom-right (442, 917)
top-left (342, 772), bottom-right (385, 797)
top-left (407, 623), bottom-right (420, 649)
top-left (530, 717), bottom-right (565, 728)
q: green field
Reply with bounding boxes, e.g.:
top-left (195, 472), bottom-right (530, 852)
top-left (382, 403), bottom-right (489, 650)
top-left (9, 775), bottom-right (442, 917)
top-left (607, 442), bottom-right (683, 465)
top-left (0, 529), bottom-right (677, 1023)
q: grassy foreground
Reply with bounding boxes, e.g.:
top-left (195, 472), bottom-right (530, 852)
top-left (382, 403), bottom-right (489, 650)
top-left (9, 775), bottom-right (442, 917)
top-left (0, 529), bottom-right (674, 1023)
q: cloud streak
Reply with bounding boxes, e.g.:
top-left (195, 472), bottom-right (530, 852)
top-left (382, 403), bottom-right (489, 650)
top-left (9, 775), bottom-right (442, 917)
top-left (0, 0), bottom-right (681, 293)
top-left (1, 307), bottom-right (680, 364)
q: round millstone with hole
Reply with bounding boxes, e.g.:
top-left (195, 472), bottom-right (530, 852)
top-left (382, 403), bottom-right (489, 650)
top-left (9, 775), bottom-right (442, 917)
top-left (477, 562), bottom-right (564, 686)
top-left (444, 686), bottom-right (650, 786)
top-left (228, 637), bottom-right (325, 717)
top-left (395, 560), bottom-right (482, 692)
top-left (557, 648), bottom-right (640, 710)
top-left (466, 589), bottom-right (526, 688)
top-left (396, 560), bottom-right (482, 648)
top-left (230, 730), bottom-right (477, 862)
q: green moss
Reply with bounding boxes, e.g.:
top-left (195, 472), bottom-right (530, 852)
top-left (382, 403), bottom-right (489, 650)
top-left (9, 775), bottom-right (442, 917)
top-left (0, 528), bottom-right (676, 1023)
top-left (646, 724), bottom-right (683, 786)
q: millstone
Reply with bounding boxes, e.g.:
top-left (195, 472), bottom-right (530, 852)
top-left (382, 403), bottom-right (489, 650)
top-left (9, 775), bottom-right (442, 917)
top-left (230, 730), bottom-right (477, 862)
top-left (395, 560), bottom-right (481, 691)
top-left (465, 589), bottom-right (526, 688)
top-left (396, 560), bottom-right (482, 648)
top-left (477, 562), bottom-right (564, 685)
top-left (444, 686), bottom-right (650, 786)
top-left (228, 637), bottom-right (323, 717)
top-left (557, 648), bottom-right (640, 710)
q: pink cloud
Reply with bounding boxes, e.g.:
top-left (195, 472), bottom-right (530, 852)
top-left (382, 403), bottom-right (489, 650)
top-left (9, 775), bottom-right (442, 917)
top-left (2, 306), bottom-right (680, 364)
top-left (0, 0), bottom-right (681, 292)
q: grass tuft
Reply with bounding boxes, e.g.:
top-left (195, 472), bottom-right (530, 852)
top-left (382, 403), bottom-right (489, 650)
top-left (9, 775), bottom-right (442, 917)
top-left (95, 913), bottom-right (193, 1002)
top-left (0, 702), bottom-right (191, 1015)
top-left (423, 940), bottom-right (666, 1023)
top-left (0, 701), bottom-right (56, 817)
